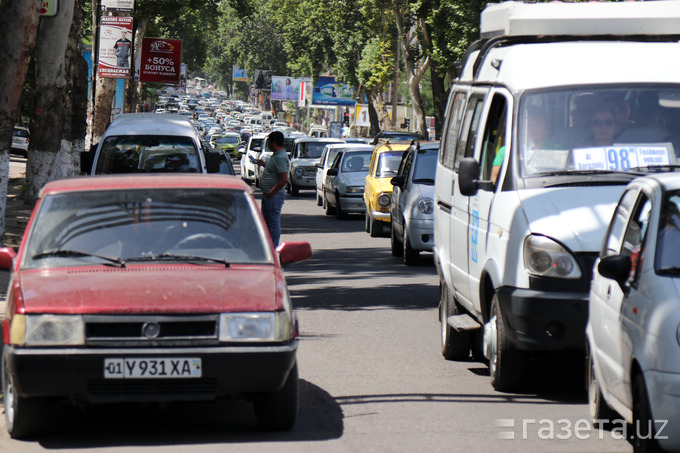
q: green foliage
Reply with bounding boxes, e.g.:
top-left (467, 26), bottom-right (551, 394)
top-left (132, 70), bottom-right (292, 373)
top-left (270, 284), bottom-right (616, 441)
top-left (357, 38), bottom-right (394, 92)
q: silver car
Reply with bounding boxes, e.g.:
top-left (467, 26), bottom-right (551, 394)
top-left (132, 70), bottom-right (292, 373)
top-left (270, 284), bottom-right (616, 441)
top-left (324, 149), bottom-right (373, 219)
top-left (390, 141), bottom-right (438, 265)
top-left (587, 172), bottom-right (680, 452)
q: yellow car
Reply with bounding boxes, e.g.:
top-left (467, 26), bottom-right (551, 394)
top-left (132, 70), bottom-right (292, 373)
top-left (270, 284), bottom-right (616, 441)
top-left (364, 141), bottom-right (411, 237)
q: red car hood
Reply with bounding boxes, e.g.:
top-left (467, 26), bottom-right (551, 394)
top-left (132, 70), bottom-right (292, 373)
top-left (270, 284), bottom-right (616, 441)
top-left (16, 265), bottom-right (279, 314)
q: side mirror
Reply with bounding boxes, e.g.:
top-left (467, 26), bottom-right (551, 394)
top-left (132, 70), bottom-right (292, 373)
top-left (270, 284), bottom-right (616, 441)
top-left (458, 157), bottom-right (480, 196)
top-left (80, 147), bottom-right (95, 174)
top-left (205, 150), bottom-right (221, 173)
top-left (391, 175), bottom-right (405, 188)
top-left (327, 168), bottom-right (338, 176)
top-left (0, 247), bottom-right (17, 270)
top-left (276, 241), bottom-right (313, 265)
top-left (597, 254), bottom-right (632, 289)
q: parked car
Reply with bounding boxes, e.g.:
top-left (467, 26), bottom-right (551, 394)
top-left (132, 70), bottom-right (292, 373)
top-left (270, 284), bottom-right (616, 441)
top-left (434, 0), bottom-right (680, 392)
top-left (81, 113), bottom-right (219, 175)
top-left (316, 143), bottom-right (374, 207)
top-left (11, 126), bottom-right (29, 156)
top-left (587, 172), bottom-right (680, 451)
top-left (363, 141), bottom-right (411, 237)
top-left (389, 141), bottom-right (438, 265)
top-left (0, 174), bottom-right (312, 438)
top-left (323, 148), bottom-right (373, 219)
top-left (208, 147), bottom-right (236, 175)
top-left (287, 137), bottom-right (344, 195)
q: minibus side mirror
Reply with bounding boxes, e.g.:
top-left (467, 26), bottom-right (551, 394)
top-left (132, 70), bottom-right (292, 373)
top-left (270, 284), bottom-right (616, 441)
top-left (458, 158), bottom-right (480, 196)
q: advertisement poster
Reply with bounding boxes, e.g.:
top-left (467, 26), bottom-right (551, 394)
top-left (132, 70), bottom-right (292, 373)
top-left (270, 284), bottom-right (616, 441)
top-left (254, 70), bottom-right (272, 90)
top-left (101, 0), bottom-right (134, 12)
top-left (312, 76), bottom-right (355, 106)
top-left (98, 16), bottom-right (134, 79)
top-left (233, 66), bottom-right (248, 82)
top-left (271, 76), bottom-right (301, 101)
top-left (138, 37), bottom-right (182, 84)
top-left (355, 104), bottom-right (392, 126)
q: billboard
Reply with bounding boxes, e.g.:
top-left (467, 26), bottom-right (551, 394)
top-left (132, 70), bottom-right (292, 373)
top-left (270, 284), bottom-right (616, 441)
top-left (312, 76), bottom-right (355, 106)
top-left (233, 66), bottom-right (248, 82)
top-left (254, 69), bottom-right (272, 90)
top-left (271, 76), bottom-right (302, 101)
top-left (138, 38), bottom-right (182, 84)
top-left (98, 16), bottom-right (134, 79)
top-left (101, 0), bottom-right (134, 12)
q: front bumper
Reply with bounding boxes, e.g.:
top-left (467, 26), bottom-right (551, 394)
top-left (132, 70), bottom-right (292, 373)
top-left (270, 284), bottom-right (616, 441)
top-left (405, 218), bottom-right (434, 252)
top-left (4, 341), bottom-right (298, 403)
top-left (339, 194), bottom-right (365, 213)
top-left (496, 287), bottom-right (588, 351)
top-left (290, 174), bottom-right (316, 189)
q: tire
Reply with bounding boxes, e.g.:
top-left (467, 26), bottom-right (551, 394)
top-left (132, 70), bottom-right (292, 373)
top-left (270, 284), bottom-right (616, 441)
top-left (440, 282), bottom-right (471, 361)
top-left (488, 294), bottom-right (525, 392)
top-left (334, 192), bottom-right (345, 219)
top-left (254, 363), bottom-right (299, 431)
top-left (391, 222), bottom-right (403, 257)
top-left (316, 192), bottom-right (323, 206)
top-left (3, 353), bottom-right (44, 439)
top-left (325, 195), bottom-right (336, 215)
top-left (291, 182), bottom-right (299, 196)
top-left (364, 210), bottom-right (370, 233)
top-left (633, 375), bottom-right (663, 453)
top-left (403, 227), bottom-right (419, 265)
top-left (369, 212), bottom-right (382, 238)
top-left (587, 342), bottom-right (617, 423)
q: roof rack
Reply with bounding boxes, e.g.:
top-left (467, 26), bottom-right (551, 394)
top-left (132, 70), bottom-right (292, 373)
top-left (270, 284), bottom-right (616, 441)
top-left (481, 1), bottom-right (680, 39)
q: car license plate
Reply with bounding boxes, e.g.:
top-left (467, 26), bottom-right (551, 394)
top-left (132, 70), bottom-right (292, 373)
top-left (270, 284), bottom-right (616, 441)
top-left (104, 358), bottom-right (202, 379)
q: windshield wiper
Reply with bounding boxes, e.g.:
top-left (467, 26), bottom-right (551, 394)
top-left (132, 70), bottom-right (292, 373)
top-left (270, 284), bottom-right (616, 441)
top-left (535, 169), bottom-right (629, 176)
top-left (631, 165), bottom-right (680, 172)
top-left (124, 253), bottom-right (230, 267)
top-left (32, 249), bottom-right (125, 267)
top-left (412, 178), bottom-right (435, 184)
top-left (656, 267), bottom-right (680, 276)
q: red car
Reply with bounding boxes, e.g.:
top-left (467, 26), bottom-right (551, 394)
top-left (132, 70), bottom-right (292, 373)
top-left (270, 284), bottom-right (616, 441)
top-left (0, 174), bottom-right (312, 438)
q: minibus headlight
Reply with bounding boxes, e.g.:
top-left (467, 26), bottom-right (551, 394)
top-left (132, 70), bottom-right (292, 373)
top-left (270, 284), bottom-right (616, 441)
top-left (524, 235), bottom-right (581, 279)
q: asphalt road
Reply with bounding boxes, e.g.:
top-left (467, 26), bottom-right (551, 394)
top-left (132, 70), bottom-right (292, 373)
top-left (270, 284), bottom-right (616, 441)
top-left (0, 168), bottom-right (632, 453)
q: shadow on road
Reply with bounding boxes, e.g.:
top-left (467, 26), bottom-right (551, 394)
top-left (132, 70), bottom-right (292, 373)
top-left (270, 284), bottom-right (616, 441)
top-left (3, 379), bottom-right (343, 447)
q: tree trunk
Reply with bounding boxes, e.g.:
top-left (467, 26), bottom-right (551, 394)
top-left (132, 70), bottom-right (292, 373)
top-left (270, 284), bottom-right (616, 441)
top-left (27, 0), bottom-right (84, 203)
top-left (368, 91), bottom-right (392, 133)
top-left (422, 19), bottom-right (446, 139)
top-left (395, 5), bottom-right (429, 138)
top-left (0, 1), bottom-right (40, 245)
top-left (127, 17), bottom-right (147, 112)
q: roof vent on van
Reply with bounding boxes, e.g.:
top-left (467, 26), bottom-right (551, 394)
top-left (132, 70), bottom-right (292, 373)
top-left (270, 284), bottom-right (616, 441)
top-left (481, 1), bottom-right (680, 39)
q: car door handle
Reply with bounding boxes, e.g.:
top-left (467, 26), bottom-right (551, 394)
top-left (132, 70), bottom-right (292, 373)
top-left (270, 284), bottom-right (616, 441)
top-left (606, 285), bottom-right (612, 299)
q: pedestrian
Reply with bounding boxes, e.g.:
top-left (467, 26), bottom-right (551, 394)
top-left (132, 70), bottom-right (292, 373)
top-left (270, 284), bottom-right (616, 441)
top-left (255, 131), bottom-right (289, 247)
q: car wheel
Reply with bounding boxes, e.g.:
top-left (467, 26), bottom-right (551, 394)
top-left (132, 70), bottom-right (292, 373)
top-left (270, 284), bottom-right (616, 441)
top-left (291, 182), bottom-right (299, 196)
top-left (364, 210), bottom-right (370, 233)
top-left (488, 294), bottom-right (525, 392)
top-left (316, 192), bottom-right (323, 206)
top-left (633, 374), bottom-right (663, 453)
top-left (587, 342), bottom-right (617, 423)
top-left (403, 226), bottom-right (419, 265)
top-left (3, 352), bottom-right (44, 439)
top-left (391, 222), bottom-right (403, 257)
top-left (334, 193), bottom-right (345, 219)
top-left (254, 362), bottom-right (299, 431)
top-left (440, 282), bottom-right (471, 361)
top-left (325, 195), bottom-right (336, 216)
top-left (286, 181), bottom-right (292, 194)
top-left (369, 213), bottom-right (382, 238)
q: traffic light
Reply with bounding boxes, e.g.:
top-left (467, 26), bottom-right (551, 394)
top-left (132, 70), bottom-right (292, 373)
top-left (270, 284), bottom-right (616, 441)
top-left (142, 104), bottom-right (148, 112)
top-left (343, 111), bottom-right (350, 126)
top-left (404, 118), bottom-right (410, 129)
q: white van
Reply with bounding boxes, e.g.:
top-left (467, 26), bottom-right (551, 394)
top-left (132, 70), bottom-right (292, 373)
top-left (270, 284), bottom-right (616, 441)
top-left (434, 1), bottom-right (680, 391)
top-left (81, 113), bottom-right (219, 175)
